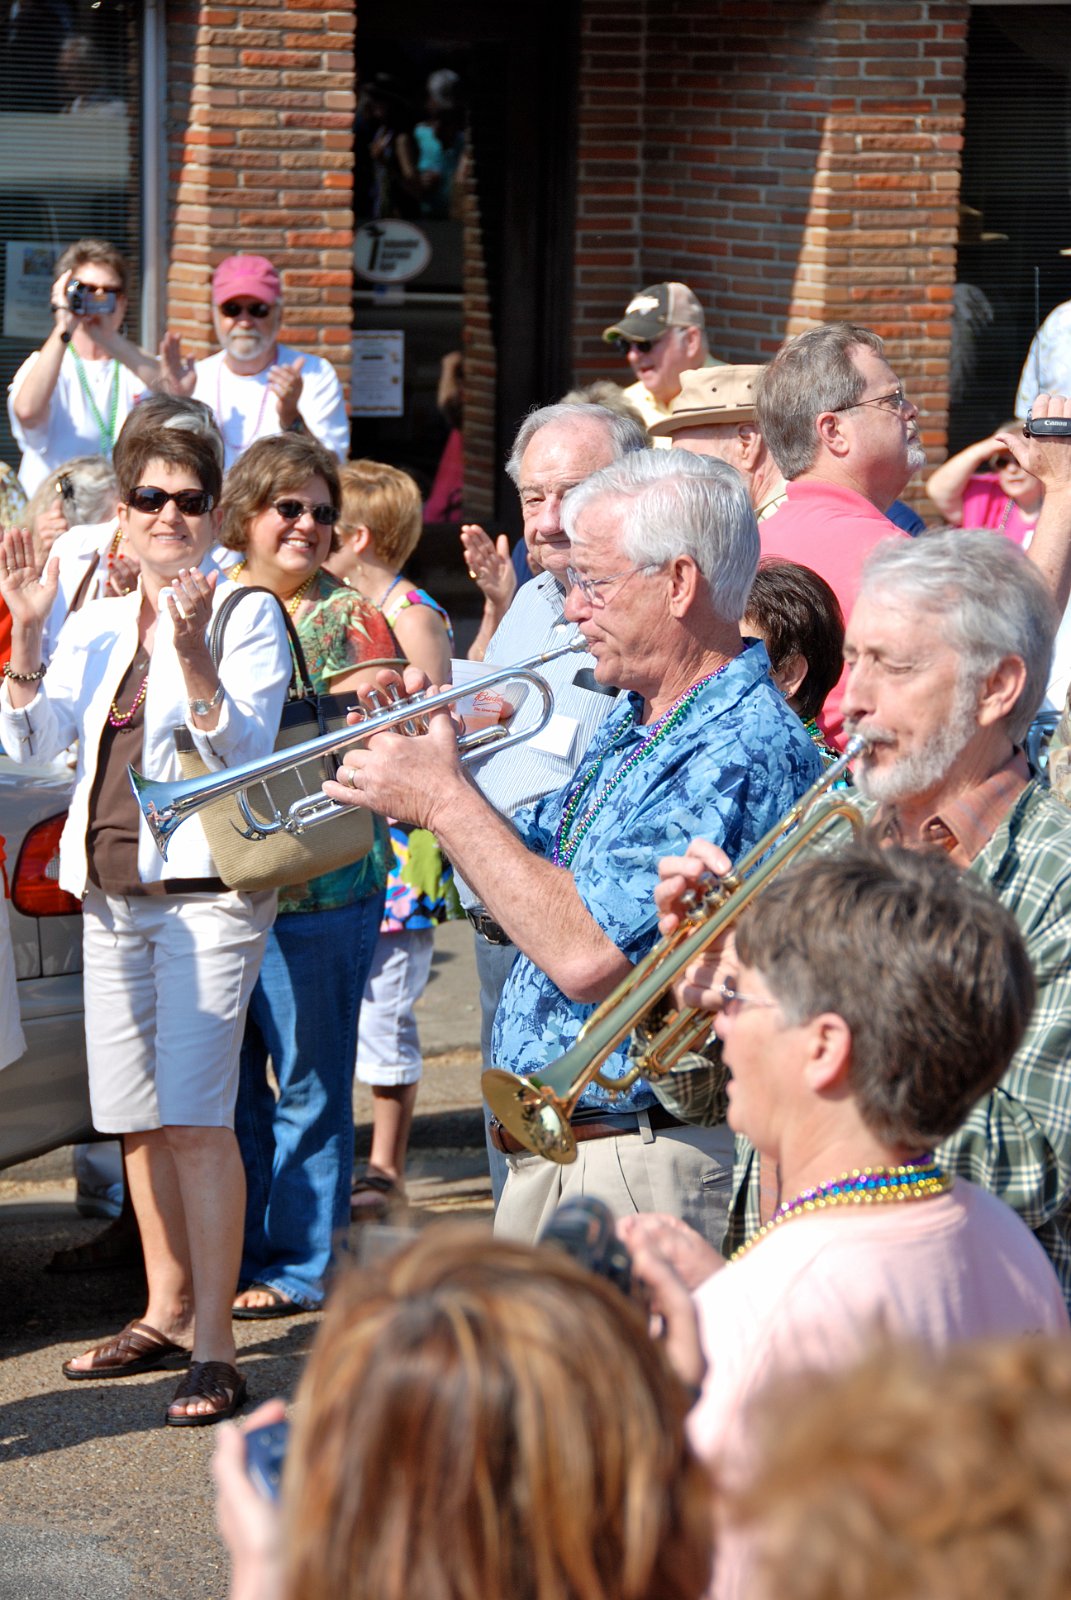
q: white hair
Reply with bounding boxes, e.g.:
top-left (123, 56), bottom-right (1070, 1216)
top-left (562, 449), bottom-right (759, 623)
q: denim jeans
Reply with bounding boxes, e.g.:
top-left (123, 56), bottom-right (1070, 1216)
top-left (235, 891), bottom-right (384, 1308)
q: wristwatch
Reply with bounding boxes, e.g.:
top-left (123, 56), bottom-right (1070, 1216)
top-left (188, 683), bottom-right (225, 717)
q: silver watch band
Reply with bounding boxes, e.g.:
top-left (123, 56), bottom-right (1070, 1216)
top-left (188, 682), bottom-right (225, 717)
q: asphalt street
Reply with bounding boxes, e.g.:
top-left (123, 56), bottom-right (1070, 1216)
top-left (0, 919), bottom-right (490, 1600)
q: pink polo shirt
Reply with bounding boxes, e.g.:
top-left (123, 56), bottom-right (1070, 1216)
top-left (759, 478), bottom-right (907, 747)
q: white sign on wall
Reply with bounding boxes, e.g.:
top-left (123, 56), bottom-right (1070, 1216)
top-left (351, 329), bottom-right (405, 417)
top-left (354, 221), bottom-right (432, 285)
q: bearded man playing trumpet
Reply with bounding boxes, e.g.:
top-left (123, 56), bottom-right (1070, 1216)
top-left (326, 449), bottom-right (821, 1243)
top-left (653, 526), bottom-right (1071, 1308)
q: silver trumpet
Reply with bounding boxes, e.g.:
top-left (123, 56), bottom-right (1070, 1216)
top-left (129, 636), bottom-right (588, 860)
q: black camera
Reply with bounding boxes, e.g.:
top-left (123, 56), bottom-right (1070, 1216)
top-left (538, 1196), bottom-right (632, 1298)
top-left (66, 279), bottom-right (118, 318)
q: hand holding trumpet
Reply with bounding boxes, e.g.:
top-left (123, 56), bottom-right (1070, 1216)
top-left (654, 837), bottom-right (737, 1015)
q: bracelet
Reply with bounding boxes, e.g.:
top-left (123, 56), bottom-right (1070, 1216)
top-left (3, 662), bottom-right (46, 684)
top-left (188, 682), bottom-right (224, 717)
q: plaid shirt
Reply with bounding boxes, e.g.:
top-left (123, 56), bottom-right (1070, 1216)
top-left (657, 777), bottom-right (1071, 1304)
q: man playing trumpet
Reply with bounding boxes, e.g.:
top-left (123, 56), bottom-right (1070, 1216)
top-left (654, 525), bottom-right (1071, 1306)
top-left (326, 450), bottom-right (820, 1243)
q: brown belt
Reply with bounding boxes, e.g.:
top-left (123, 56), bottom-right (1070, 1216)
top-left (488, 1103), bottom-right (682, 1156)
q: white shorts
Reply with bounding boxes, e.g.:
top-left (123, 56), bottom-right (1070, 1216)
top-left (82, 884), bottom-right (275, 1132)
top-left (355, 927), bottom-right (434, 1088)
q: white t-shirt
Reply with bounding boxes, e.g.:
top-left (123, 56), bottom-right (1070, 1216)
top-left (193, 344), bottom-right (349, 471)
top-left (8, 349), bottom-right (144, 496)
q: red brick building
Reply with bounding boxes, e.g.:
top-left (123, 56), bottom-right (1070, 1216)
top-left (3, 0), bottom-right (1067, 526)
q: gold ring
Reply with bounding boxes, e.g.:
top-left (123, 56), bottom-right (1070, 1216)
top-left (467, 569), bottom-right (477, 579)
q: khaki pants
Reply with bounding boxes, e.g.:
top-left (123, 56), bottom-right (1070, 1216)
top-left (493, 1114), bottom-right (734, 1251)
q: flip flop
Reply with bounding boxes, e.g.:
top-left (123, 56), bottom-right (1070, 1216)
top-left (232, 1284), bottom-right (315, 1320)
top-left (62, 1320), bottom-right (189, 1381)
top-left (165, 1361), bottom-right (247, 1428)
top-left (350, 1170), bottom-right (404, 1222)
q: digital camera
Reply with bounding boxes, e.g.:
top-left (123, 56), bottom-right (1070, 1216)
top-left (66, 279), bottom-right (118, 318)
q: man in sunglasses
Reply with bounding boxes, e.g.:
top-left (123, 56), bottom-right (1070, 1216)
top-left (159, 255), bottom-right (349, 471)
top-left (602, 282), bottom-right (722, 441)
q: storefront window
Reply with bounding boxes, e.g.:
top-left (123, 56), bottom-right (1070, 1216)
top-left (0, 0), bottom-right (141, 476)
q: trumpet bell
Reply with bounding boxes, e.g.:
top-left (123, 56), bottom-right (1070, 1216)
top-left (482, 1068), bottom-right (578, 1164)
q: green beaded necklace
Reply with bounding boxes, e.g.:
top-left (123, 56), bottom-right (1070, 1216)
top-left (552, 665), bottom-right (729, 869)
top-left (68, 347), bottom-right (121, 456)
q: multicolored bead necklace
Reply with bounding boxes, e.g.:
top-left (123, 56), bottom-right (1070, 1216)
top-left (108, 648), bottom-right (150, 729)
top-left (229, 559), bottom-right (317, 615)
top-left (552, 665), bottom-right (729, 869)
top-left (730, 1157), bottom-right (952, 1262)
top-left (68, 348), bottom-right (121, 456)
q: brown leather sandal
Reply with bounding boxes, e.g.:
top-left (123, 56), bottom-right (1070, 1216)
top-left (62, 1320), bottom-right (189, 1381)
top-left (165, 1360), bottom-right (248, 1428)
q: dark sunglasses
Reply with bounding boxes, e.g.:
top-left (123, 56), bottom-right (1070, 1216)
top-left (609, 333), bottom-right (665, 356)
top-left (128, 486), bottom-right (215, 516)
top-left (57, 474), bottom-right (76, 501)
top-left (219, 299), bottom-right (273, 319)
top-left (987, 452), bottom-right (1015, 472)
top-left (273, 498), bottom-right (338, 527)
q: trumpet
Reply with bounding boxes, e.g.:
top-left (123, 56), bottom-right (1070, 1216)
top-left (130, 635), bottom-right (587, 860)
top-left (482, 736), bottom-right (866, 1163)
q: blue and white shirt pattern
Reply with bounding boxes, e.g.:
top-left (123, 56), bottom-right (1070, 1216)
top-left (491, 640), bottom-right (822, 1114)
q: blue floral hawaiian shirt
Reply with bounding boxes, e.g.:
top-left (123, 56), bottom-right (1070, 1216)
top-left (491, 640), bottom-right (822, 1114)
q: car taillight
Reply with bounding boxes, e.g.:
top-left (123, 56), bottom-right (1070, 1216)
top-left (11, 816), bottom-right (82, 917)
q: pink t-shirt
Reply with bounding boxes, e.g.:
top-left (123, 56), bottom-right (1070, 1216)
top-left (690, 1180), bottom-right (1069, 1599)
top-left (759, 479), bottom-right (907, 748)
top-left (961, 472), bottom-right (1038, 546)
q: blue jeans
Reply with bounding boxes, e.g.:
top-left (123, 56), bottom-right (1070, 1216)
top-left (235, 892), bottom-right (384, 1308)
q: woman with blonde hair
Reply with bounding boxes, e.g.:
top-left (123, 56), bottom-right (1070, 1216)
top-left (325, 459), bottom-right (460, 1217)
top-left (214, 1224), bottom-right (715, 1600)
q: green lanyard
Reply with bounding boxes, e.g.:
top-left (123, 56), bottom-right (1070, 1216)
top-left (67, 348), bottom-right (121, 456)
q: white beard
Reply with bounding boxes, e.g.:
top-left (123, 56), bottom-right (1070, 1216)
top-left (221, 325), bottom-right (273, 364)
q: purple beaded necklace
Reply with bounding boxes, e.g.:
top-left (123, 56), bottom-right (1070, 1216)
top-left (551, 665), bottom-right (729, 869)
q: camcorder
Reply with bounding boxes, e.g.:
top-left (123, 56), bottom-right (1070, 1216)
top-left (66, 279), bottom-right (118, 318)
top-left (539, 1196), bottom-right (633, 1298)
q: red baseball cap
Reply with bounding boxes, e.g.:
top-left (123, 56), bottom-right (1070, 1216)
top-left (211, 254), bottom-right (281, 306)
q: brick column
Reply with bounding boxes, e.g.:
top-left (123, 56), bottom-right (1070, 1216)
top-left (165, 0), bottom-right (355, 396)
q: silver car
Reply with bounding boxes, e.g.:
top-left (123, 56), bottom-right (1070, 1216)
top-left (1, 753), bottom-right (92, 1169)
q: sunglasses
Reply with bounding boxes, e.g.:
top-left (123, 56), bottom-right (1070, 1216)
top-left (609, 333), bottom-right (667, 356)
top-left (128, 486), bottom-right (216, 516)
top-left (273, 499), bottom-right (338, 527)
top-left (218, 299), bottom-right (273, 319)
top-left (987, 453), bottom-right (1015, 472)
top-left (57, 474), bottom-right (76, 501)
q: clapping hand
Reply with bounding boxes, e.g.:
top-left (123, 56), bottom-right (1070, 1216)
top-left (268, 357), bottom-right (305, 429)
top-left (460, 523), bottom-right (517, 611)
top-left (157, 331), bottom-right (198, 398)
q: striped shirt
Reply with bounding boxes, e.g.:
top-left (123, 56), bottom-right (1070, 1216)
top-left (455, 573), bottom-right (623, 909)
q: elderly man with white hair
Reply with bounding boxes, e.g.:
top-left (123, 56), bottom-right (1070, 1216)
top-left (325, 449), bottom-right (821, 1242)
top-left (652, 527), bottom-right (1071, 1305)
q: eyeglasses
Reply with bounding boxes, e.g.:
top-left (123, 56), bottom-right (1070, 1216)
top-left (835, 385), bottom-right (911, 417)
top-left (566, 563), bottom-right (660, 606)
top-left (57, 474), bottom-right (76, 501)
top-left (128, 486), bottom-right (215, 516)
top-left (273, 499), bottom-right (338, 527)
top-left (609, 332), bottom-right (668, 356)
top-left (987, 453), bottom-right (1015, 472)
top-left (218, 299), bottom-right (274, 319)
top-left (717, 979), bottom-right (778, 1018)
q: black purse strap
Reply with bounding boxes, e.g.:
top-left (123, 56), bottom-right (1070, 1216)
top-left (208, 583), bottom-right (315, 701)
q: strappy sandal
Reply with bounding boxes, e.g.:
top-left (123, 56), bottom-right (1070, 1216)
top-left (62, 1320), bottom-right (189, 1381)
top-left (165, 1361), bottom-right (248, 1428)
top-left (349, 1169), bottom-right (404, 1222)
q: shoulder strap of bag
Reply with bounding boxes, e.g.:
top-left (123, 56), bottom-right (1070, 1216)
top-left (64, 549), bottom-right (101, 622)
top-left (208, 583), bottom-right (315, 700)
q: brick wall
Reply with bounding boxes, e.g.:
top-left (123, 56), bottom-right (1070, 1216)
top-left (165, 0), bottom-right (356, 394)
top-left (572, 0), bottom-right (969, 480)
top-left (461, 164), bottom-right (498, 521)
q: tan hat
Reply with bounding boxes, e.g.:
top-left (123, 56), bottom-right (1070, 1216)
top-left (602, 282), bottom-right (705, 344)
top-left (648, 364), bottom-right (765, 436)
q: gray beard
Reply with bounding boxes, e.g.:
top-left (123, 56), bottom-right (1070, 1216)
top-left (849, 678), bottom-right (980, 807)
top-left (905, 438), bottom-right (928, 474)
top-left (222, 327), bottom-right (273, 364)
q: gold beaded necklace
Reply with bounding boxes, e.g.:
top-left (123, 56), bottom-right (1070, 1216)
top-left (730, 1159), bottom-right (952, 1263)
top-left (228, 559), bottom-right (317, 615)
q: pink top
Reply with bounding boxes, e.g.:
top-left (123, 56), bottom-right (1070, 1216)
top-left (759, 479), bottom-right (907, 748)
top-left (690, 1180), bottom-right (1069, 1599)
top-left (961, 472), bottom-right (1038, 547)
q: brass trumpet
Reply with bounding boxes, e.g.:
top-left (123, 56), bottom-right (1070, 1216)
top-left (482, 736), bottom-right (866, 1163)
top-left (129, 636), bottom-right (587, 860)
